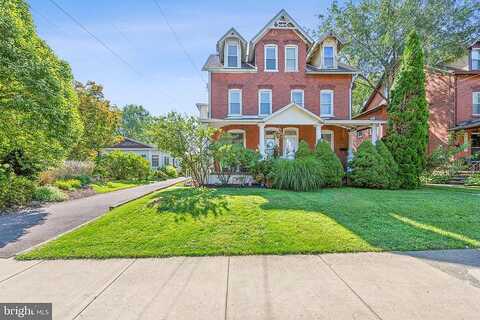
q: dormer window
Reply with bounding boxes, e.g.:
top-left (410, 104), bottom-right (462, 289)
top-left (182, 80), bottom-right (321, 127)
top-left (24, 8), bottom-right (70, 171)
top-left (225, 41), bottom-right (240, 68)
top-left (323, 46), bottom-right (334, 69)
top-left (472, 49), bottom-right (480, 70)
top-left (264, 44), bottom-right (278, 71)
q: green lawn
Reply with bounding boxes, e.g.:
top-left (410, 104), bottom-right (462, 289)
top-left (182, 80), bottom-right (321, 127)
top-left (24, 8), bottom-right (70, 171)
top-left (90, 181), bottom-right (144, 193)
top-left (18, 186), bottom-right (480, 259)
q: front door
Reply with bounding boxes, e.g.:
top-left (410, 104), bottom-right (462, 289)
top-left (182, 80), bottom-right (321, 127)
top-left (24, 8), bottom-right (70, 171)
top-left (471, 133), bottom-right (480, 159)
top-left (283, 128), bottom-right (298, 159)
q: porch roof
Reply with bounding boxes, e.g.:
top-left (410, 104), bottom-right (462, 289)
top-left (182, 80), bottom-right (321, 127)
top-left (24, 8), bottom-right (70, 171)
top-left (450, 119), bottom-right (480, 131)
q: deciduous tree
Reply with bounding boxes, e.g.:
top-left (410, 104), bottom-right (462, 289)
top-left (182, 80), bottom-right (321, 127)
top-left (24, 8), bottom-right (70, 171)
top-left (119, 104), bottom-right (154, 142)
top-left (70, 81), bottom-right (121, 159)
top-left (0, 0), bottom-right (83, 174)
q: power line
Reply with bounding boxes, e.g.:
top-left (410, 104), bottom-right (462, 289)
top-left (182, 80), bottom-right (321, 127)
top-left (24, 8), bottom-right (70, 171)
top-left (48, 0), bottom-right (143, 78)
top-left (152, 0), bottom-right (207, 85)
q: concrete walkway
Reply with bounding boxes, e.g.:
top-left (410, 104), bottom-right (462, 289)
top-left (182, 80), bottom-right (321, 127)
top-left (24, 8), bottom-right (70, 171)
top-left (0, 178), bottom-right (186, 258)
top-left (0, 250), bottom-right (479, 319)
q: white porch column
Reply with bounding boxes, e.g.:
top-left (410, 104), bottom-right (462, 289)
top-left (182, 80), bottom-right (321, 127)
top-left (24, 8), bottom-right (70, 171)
top-left (315, 123), bottom-right (323, 145)
top-left (464, 132), bottom-right (469, 152)
top-left (258, 123), bottom-right (265, 157)
top-left (371, 124), bottom-right (379, 145)
top-left (347, 130), bottom-right (355, 162)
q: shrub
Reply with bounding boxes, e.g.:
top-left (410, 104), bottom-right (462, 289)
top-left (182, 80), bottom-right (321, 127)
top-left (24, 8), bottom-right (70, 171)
top-left (152, 169), bottom-right (168, 181)
top-left (314, 141), bottom-right (344, 187)
top-left (33, 186), bottom-right (67, 202)
top-left (95, 151), bottom-right (150, 180)
top-left (465, 173), bottom-right (480, 186)
top-left (39, 161), bottom-right (95, 185)
top-left (0, 173), bottom-right (36, 209)
top-left (163, 165), bottom-right (178, 178)
top-left (249, 158), bottom-right (275, 186)
top-left (76, 175), bottom-right (92, 186)
top-left (422, 170), bottom-right (451, 184)
top-left (295, 140), bottom-right (312, 158)
top-left (271, 157), bottom-right (324, 191)
top-left (349, 141), bottom-right (389, 189)
top-left (54, 178), bottom-right (82, 191)
top-left (376, 140), bottom-right (400, 189)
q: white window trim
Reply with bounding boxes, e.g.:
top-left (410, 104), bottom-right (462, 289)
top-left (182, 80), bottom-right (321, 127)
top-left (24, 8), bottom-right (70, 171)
top-left (320, 89), bottom-right (334, 117)
top-left (322, 45), bottom-right (336, 69)
top-left (472, 49), bottom-right (480, 71)
top-left (224, 41), bottom-right (240, 68)
top-left (284, 45), bottom-right (298, 72)
top-left (473, 92), bottom-right (480, 115)
top-left (290, 89), bottom-right (304, 107)
top-left (228, 88), bottom-right (242, 116)
top-left (321, 129), bottom-right (334, 150)
top-left (258, 89), bottom-right (272, 116)
top-left (264, 44), bottom-right (278, 72)
top-left (227, 129), bottom-right (246, 147)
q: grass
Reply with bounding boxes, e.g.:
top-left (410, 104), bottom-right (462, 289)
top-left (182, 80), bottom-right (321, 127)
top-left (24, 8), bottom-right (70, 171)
top-left (90, 180), bottom-right (145, 193)
top-left (18, 186), bottom-right (480, 259)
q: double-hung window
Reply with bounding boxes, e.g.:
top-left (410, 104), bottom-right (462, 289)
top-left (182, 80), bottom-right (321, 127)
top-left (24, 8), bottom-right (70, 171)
top-left (320, 90), bottom-right (334, 117)
top-left (291, 89), bottom-right (304, 107)
top-left (228, 89), bottom-right (242, 116)
top-left (264, 44), bottom-right (278, 71)
top-left (473, 92), bottom-right (480, 115)
top-left (472, 49), bottom-right (480, 71)
top-left (323, 46), bottom-right (334, 69)
top-left (226, 42), bottom-right (240, 68)
top-left (258, 89), bottom-right (272, 115)
top-left (151, 155), bottom-right (159, 168)
top-left (285, 45), bottom-right (298, 72)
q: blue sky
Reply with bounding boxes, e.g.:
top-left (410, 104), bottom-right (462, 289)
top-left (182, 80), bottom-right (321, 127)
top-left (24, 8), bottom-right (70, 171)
top-left (28, 0), bottom-right (334, 115)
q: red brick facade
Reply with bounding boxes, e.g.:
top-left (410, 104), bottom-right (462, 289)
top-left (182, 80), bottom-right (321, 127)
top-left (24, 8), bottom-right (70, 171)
top-left (210, 29), bottom-right (352, 120)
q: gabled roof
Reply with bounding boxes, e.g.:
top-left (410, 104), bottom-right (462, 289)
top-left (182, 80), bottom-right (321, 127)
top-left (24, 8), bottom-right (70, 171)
top-left (468, 38), bottom-right (480, 48)
top-left (248, 9), bottom-right (314, 61)
top-left (109, 137), bottom-right (154, 149)
top-left (216, 27), bottom-right (247, 52)
top-left (306, 31), bottom-right (346, 63)
top-left (263, 103), bottom-right (324, 124)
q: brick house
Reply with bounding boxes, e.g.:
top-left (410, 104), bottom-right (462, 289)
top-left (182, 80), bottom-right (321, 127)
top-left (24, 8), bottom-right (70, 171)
top-left (354, 39), bottom-right (480, 160)
top-left (197, 9), bottom-right (384, 165)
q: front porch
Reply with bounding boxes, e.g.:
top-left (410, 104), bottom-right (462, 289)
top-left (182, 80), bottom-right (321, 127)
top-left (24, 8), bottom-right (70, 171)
top-left (205, 103), bottom-right (385, 165)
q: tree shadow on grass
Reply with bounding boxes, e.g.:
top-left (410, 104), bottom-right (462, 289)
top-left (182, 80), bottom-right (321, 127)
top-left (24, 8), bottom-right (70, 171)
top-left (216, 187), bottom-right (480, 254)
top-left (148, 187), bottom-right (229, 221)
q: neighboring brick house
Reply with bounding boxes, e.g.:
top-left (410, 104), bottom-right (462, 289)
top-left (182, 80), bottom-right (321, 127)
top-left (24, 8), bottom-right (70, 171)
top-left (354, 39), bottom-right (480, 159)
top-left (197, 9), bottom-right (384, 165)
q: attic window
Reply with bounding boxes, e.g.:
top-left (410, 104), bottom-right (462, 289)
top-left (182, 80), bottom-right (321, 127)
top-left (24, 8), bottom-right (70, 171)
top-left (472, 49), bottom-right (480, 70)
top-left (323, 46), bottom-right (334, 69)
top-left (225, 41), bottom-right (240, 68)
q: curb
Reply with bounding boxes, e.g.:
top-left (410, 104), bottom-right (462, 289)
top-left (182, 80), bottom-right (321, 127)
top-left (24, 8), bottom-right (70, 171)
top-left (14, 177), bottom-right (189, 259)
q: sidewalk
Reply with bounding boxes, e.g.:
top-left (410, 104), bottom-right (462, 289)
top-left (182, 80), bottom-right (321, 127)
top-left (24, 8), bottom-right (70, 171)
top-left (0, 250), bottom-right (479, 319)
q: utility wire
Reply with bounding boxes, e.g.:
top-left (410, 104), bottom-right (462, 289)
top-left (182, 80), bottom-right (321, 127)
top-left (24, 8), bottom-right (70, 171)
top-left (152, 0), bottom-right (207, 84)
top-left (47, 0), bottom-right (179, 106)
top-left (48, 0), bottom-right (143, 78)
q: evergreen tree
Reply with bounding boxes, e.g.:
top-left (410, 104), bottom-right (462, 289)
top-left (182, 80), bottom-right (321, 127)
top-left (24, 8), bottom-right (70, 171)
top-left (386, 31), bottom-right (429, 189)
top-left (349, 141), bottom-right (389, 189)
top-left (376, 140), bottom-right (400, 189)
top-left (314, 141), bottom-right (344, 187)
top-left (295, 140), bottom-right (312, 159)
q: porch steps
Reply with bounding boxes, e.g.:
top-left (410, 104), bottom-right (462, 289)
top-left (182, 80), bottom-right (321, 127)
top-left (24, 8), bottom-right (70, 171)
top-left (447, 171), bottom-right (476, 185)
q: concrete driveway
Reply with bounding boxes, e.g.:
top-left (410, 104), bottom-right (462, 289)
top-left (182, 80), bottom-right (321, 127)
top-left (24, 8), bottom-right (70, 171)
top-left (0, 249), bottom-right (479, 319)
top-left (0, 178), bottom-right (186, 258)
